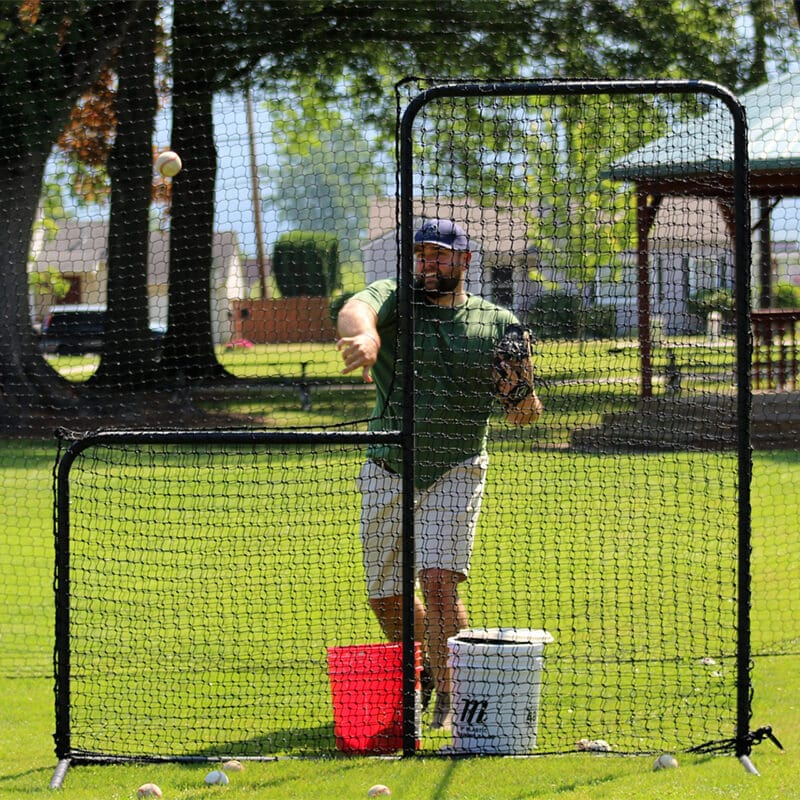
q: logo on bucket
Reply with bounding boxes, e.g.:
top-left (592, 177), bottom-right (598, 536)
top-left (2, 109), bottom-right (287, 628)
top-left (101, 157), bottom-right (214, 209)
top-left (458, 698), bottom-right (489, 727)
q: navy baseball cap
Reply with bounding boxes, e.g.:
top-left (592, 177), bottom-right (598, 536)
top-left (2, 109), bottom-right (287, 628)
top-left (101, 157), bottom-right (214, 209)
top-left (414, 218), bottom-right (469, 251)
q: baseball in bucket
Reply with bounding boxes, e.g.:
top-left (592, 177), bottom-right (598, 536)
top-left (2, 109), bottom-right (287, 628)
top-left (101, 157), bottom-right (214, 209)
top-left (447, 627), bottom-right (554, 755)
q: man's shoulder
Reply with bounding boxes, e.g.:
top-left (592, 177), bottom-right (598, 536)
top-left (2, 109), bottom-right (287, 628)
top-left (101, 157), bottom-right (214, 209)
top-left (369, 278), bottom-right (398, 292)
top-left (465, 295), bottom-right (519, 323)
top-left (353, 279), bottom-right (398, 308)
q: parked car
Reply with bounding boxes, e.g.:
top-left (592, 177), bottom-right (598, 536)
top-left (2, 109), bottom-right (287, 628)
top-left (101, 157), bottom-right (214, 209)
top-left (40, 305), bottom-right (166, 356)
top-left (40, 305), bottom-right (105, 355)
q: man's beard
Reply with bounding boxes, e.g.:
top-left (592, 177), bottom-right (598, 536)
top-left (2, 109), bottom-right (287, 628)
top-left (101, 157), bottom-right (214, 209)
top-left (413, 273), bottom-right (460, 300)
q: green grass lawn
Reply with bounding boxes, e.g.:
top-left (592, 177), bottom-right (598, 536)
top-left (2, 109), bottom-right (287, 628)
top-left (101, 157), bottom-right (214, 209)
top-left (46, 443), bottom-right (748, 754)
top-left (41, 335), bottom-right (738, 387)
top-left (1, 655), bottom-right (797, 800)
top-left (3, 336), bottom-right (798, 799)
top-left (1, 437), bottom-right (798, 799)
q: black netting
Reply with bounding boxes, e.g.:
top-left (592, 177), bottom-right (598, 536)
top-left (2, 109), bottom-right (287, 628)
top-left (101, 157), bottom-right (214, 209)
top-left (0, 0), bottom-right (797, 780)
top-left (398, 82), bottom-right (745, 754)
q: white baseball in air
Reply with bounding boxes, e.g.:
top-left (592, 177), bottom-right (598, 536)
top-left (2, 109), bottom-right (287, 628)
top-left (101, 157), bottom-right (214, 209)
top-left (156, 150), bottom-right (182, 177)
top-left (137, 784), bottom-right (163, 798)
top-left (204, 769), bottom-right (230, 785)
top-left (653, 753), bottom-right (679, 770)
top-left (367, 785), bottom-right (392, 797)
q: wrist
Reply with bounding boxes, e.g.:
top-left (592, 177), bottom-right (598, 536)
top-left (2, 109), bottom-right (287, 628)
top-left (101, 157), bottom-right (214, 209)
top-left (364, 332), bottom-right (380, 349)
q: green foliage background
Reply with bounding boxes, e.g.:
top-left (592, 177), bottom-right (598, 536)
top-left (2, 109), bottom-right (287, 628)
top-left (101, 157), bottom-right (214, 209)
top-left (272, 231), bottom-right (340, 297)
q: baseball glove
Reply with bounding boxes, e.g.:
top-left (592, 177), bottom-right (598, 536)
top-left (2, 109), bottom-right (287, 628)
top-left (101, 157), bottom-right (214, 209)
top-left (492, 324), bottom-right (536, 410)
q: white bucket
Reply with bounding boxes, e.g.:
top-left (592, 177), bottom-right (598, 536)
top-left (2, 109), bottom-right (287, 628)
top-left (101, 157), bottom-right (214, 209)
top-left (447, 627), bottom-right (554, 755)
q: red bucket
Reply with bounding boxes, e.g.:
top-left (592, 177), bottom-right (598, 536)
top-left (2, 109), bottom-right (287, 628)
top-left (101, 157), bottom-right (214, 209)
top-left (326, 642), bottom-right (420, 754)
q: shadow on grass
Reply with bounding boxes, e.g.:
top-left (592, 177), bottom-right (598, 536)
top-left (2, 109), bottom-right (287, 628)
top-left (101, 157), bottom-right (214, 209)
top-left (190, 721), bottom-right (389, 760)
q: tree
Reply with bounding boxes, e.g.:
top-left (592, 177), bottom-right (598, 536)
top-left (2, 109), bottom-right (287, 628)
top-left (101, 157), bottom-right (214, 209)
top-left (522, 95), bottom-right (661, 287)
top-left (265, 102), bottom-right (383, 268)
top-left (90, 0), bottom-right (160, 390)
top-left (160, 0), bottom-right (230, 380)
top-left (414, 1), bottom-right (800, 297)
top-left (530, 0), bottom-right (799, 284)
top-left (159, 0), bottom-right (548, 382)
top-left (249, 1), bottom-right (800, 308)
top-left (110, 0), bottom-right (799, 386)
top-left (0, 0), bottom-right (144, 414)
top-left (169, 0), bottom-right (794, 382)
top-left (6, 0), bottom-right (800, 413)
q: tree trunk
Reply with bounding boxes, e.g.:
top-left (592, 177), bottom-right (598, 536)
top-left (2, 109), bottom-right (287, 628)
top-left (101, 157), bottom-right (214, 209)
top-left (161, 0), bottom-right (230, 382)
top-left (0, 0), bottom-right (147, 422)
top-left (91, 0), bottom-right (159, 390)
top-left (0, 152), bottom-right (78, 416)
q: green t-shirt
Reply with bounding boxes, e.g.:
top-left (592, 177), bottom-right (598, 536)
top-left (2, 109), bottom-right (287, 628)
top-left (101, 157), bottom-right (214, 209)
top-left (354, 279), bottom-right (519, 489)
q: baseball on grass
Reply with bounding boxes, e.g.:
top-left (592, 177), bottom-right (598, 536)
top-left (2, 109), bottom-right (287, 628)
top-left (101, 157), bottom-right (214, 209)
top-left (367, 785), bottom-right (391, 797)
top-left (653, 753), bottom-right (679, 770)
top-left (222, 759), bottom-right (244, 772)
top-left (137, 784), bottom-right (163, 798)
top-left (155, 150), bottom-right (182, 177)
top-left (204, 769), bottom-right (230, 785)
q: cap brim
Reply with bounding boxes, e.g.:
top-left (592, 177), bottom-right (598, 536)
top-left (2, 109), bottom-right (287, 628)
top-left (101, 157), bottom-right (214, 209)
top-left (417, 239), bottom-right (471, 251)
top-left (419, 238), bottom-right (455, 249)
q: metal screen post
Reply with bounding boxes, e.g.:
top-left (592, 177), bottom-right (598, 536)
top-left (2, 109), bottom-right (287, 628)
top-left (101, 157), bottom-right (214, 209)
top-left (51, 428), bottom-right (403, 778)
top-left (52, 443), bottom-right (76, 784)
top-left (398, 122), bottom-right (418, 756)
top-left (399, 77), bottom-right (752, 762)
top-left (728, 94), bottom-right (754, 767)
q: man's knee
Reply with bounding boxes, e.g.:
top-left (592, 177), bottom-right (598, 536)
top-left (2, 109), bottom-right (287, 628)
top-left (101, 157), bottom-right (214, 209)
top-left (369, 594), bottom-right (401, 613)
top-left (418, 568), bottom-right (462, 602)
top-left (368, 595), bottom-right (404, 639)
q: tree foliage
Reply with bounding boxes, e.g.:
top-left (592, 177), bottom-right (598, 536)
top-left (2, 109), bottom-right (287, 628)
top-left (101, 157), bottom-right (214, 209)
top-left (266, 101), bottom-right (383, 266)
top-left (773, 281), bottom-right (800, 308)
top-left (55, 66), bottom-right (115, 205)
top-left (159, 0), bottom-right (552, 380)
top-left (232, 0), bottom-right (546, 95)
top-left (4, 0), bottom-right (800, 417)
top-left (251, 1), bottom-right (800, 294)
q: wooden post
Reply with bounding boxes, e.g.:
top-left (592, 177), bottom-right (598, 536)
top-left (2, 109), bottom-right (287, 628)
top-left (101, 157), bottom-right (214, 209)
top-left (246, 88), bottom-right (270, 300)
top-left (637, 190), bottom-right (662, 398)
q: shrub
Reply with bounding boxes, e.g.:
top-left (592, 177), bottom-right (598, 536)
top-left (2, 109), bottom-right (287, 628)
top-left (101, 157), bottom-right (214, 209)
top-left (580, 306), bottom-right (617, 339)
top-left (528, 293), bottom-right (581, 339)
top-left (273, 231), bottom-right (340, 297)
top-left (526, 293), bottom-right (615, 340)
top-left (328, 291), bottom-right (355, 324)
top-left (773, 282), bottom-right (800, 309)
top-left (686, 288), bottom-right (735, 321)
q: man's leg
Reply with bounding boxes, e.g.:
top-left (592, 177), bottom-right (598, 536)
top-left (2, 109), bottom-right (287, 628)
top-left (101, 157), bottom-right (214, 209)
top-left (414, 456), bottom-right (487, 730)
top-left (418, 567), bottom-right (468, 730)
top-left (358, 460), bottom-right (435, 707)
top-left (368, 594), bottom-right (427, 644)
top-left (369, 594), bottom-right (435, 710)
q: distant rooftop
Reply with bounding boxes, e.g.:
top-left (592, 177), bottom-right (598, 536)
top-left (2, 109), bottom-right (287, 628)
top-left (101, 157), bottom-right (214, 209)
top-left (606, 72), bottom-right (800, 193)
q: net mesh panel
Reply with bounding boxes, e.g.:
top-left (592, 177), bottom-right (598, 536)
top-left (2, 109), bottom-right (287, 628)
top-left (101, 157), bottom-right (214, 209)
top-left (62, 440), bottom-right (371, 758)
top-left (401, 81), bottom-right (742, 753)
top-left (0, 0), bottom-right (795, 775)
top-left (55, 81), bottom-right (748, 761)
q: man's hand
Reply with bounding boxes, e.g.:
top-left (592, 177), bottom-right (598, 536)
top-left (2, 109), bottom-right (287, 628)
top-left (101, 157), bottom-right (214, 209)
top-left (335, 298), bottom-right (381, 383)
top-left (336, 332), bottom-right (380, 383)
